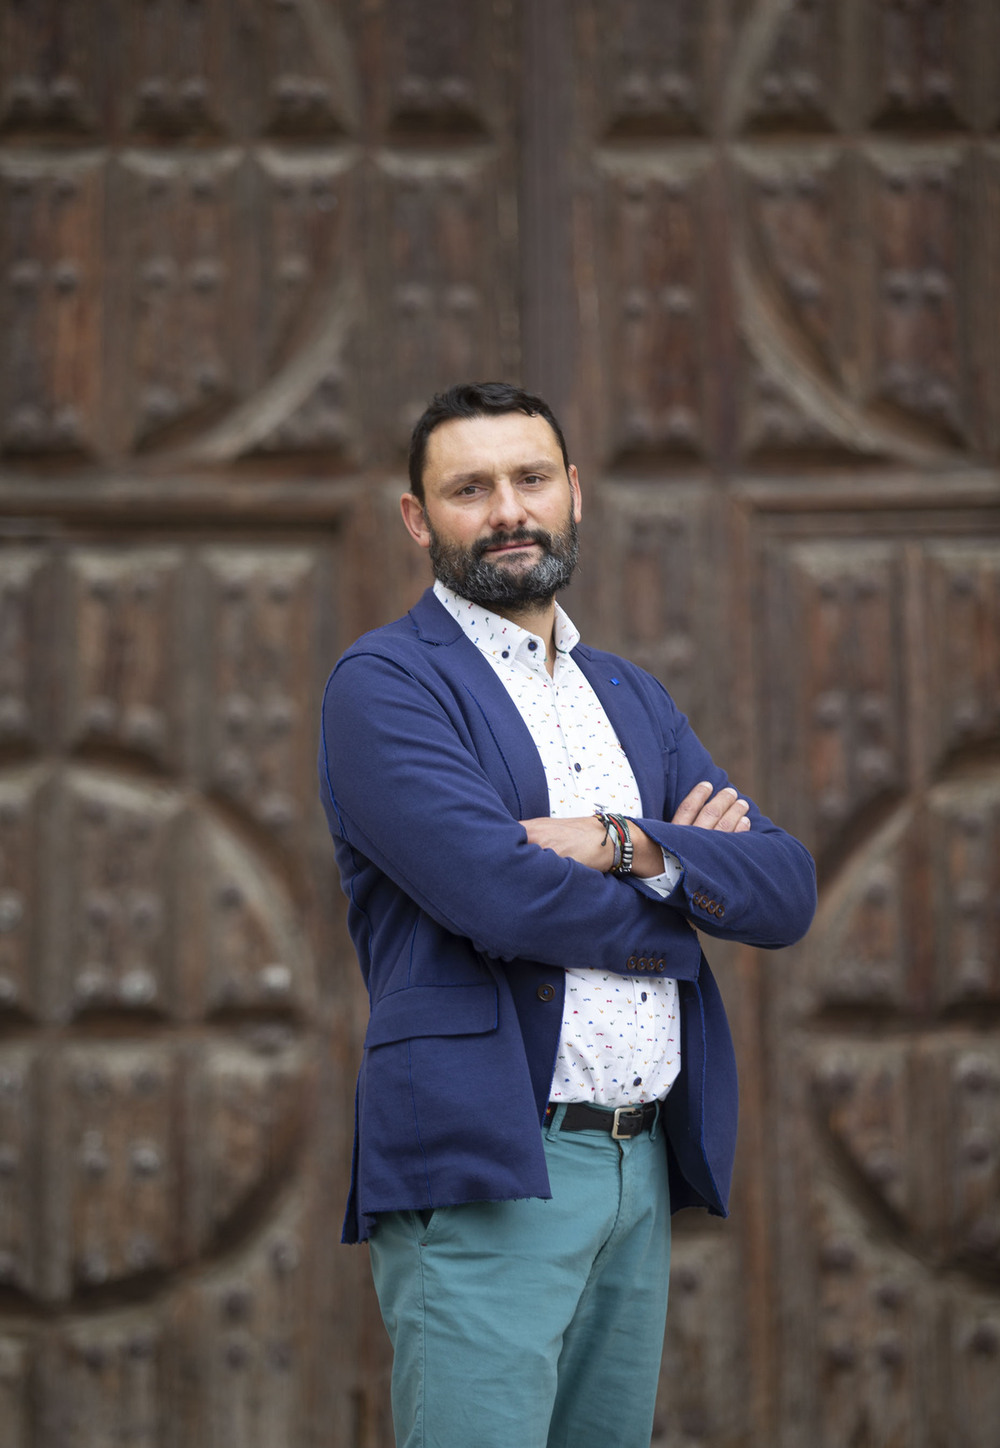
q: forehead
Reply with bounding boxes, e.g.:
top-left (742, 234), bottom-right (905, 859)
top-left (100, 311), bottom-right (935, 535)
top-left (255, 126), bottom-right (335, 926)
top-left (423, 411), bottom-right (563, 483)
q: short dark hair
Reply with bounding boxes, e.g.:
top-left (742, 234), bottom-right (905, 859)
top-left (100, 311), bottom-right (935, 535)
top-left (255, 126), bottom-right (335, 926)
top-left (407, 382), bottom-right (570, 502)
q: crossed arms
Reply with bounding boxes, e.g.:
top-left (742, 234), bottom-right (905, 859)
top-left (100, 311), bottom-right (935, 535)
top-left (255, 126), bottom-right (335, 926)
top-left (521, 781), bottom-right (752, 877)
top-left (320, 650), bottom-right (817, 973)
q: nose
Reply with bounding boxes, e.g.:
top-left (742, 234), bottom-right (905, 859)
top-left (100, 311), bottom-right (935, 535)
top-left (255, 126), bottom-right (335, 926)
top-left (488, 479), bottom-right (528, 533)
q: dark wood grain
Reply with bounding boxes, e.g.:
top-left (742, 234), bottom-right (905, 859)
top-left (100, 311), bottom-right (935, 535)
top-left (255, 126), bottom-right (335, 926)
top-left (0, 3), bottom-right (998, 1445)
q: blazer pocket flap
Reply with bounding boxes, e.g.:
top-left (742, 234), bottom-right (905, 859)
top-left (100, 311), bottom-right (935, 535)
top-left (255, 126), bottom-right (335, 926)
top-left (364, 982), bottom-right (499, 1048)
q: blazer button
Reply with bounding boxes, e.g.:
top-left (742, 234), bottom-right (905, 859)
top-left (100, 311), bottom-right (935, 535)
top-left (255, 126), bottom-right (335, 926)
top-left (627, 956), bottom-right (637, 969)
top-left (537, 983), bottom-right (556, 1002)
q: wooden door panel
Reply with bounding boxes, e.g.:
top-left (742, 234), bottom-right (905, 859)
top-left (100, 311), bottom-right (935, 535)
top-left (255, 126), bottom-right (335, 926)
top-left (597, 154), bottom-right (717, 464)
top-left (760, 536), bottom-right (909, 861)
top-left (373, 150), bottom-right (513, 448)
top-left (0, 154), bottom-right (105, 459)
top-left (568, 4), bottom-right (1000, 1445)
top-left (0, 2), bottom-right (518, 1443)
top-left (0, 529), bottom-right (344, 1444)
top-left (593, 486), bottom-right (713, 746)
top-left (757, 523), bottom-right (1000, 1443)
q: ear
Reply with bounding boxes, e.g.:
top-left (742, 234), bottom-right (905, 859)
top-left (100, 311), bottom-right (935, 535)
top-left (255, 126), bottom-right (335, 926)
top-left (400, 492), bottom-right (432, 550)
top-left (568, 464), bottom-right (582, 524)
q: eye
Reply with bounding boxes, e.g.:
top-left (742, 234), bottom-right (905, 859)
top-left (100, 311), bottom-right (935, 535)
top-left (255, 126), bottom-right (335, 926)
top-left (521, 473), bottom-right (544, 485)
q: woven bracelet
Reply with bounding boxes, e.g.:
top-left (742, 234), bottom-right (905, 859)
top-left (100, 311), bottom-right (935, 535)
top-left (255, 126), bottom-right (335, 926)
top-left (595, 810), bottom-right (621, 871)
top-left (596, 811), bottom-right (632, 875)
top-left (611, 814), bottom-right (633, 876)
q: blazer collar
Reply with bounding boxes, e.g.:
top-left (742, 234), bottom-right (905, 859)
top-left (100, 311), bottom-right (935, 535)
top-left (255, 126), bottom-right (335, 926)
top-left (407, 588), bottom-right (550, 818)
top-left (408, 587), bottom-right (465, 645)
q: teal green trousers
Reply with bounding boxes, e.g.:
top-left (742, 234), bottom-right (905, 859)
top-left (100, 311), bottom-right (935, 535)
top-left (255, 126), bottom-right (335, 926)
top-left (368, 1103), bottom-right (672, 1448)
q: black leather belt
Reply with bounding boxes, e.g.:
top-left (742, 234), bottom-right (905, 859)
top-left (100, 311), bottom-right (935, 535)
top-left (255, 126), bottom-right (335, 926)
top-left (545, 1101), bottom-right (658, 1140)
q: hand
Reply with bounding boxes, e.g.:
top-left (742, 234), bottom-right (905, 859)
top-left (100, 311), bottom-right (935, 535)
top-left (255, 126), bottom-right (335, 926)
top-left (671, 781), bottom-right (751, 833)
top-left (520, 815), bottom-right (613, 872)
top-left (519, 815), bottom-right (667, 877)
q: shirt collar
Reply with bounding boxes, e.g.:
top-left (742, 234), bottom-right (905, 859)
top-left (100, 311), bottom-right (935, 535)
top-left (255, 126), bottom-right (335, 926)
top-left (432, 580), bottom-right (580, 666)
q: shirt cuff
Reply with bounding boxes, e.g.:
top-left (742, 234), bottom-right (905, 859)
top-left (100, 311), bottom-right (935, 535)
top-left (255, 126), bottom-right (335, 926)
top-left (638, 849), bottom-right (683, 898)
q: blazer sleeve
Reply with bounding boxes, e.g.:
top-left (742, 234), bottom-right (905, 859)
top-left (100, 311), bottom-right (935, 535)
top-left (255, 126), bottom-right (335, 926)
top-left (627, 688), bottom-right (817, 949)
top-left (319, 651), bottom-right (708, 978)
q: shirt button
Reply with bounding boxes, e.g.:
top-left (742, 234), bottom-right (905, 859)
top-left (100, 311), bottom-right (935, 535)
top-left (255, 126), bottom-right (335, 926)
top-left (527, 640), bottom-right (538, 651)
top-left (574, 762), bottom-right (581, 772)
top-left (501, 649), bottom-right (509, 659)
top-left (633, 1077), bottom-right (642, 1087)
top-left (641, 992), bottom-right (647, 1002)
top-left (536, 983), bottom-right (556, 1002)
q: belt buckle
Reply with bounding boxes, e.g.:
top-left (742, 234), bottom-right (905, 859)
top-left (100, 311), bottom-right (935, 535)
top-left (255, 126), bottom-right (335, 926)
top-left (611, 1106), bottom-right (643, 1140)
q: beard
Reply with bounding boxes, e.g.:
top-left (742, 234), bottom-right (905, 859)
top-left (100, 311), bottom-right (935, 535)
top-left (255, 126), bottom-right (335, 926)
top-left (427, 512), bottom-right (580, 610)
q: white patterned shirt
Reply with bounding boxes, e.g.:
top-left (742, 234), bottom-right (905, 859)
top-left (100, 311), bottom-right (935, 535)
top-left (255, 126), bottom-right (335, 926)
top-left (434, 581), bottom-right (682, 1106)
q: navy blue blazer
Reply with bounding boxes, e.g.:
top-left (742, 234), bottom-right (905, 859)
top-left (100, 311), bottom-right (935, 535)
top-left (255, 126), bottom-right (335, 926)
top-left (319, 589), bottom-right (816, 1243)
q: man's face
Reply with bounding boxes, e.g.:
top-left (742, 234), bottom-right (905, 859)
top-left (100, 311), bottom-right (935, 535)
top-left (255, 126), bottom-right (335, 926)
top-left (400, 411), bottom-right (582, 611)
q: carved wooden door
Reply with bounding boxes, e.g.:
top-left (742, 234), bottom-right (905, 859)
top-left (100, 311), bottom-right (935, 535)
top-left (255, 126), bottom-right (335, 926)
top-left (556, 4), bottom-right (1000, 1446)
top-left (1, 3), bottom-right (998, 1447)
top-left (0, 3), bottom-right (516, 1444)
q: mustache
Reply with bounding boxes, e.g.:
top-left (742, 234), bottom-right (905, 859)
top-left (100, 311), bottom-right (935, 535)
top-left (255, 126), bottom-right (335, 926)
top-left (473, 528), bottom-right (553, 561)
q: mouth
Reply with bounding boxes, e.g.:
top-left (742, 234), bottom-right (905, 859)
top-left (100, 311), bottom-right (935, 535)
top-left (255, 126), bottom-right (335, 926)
top-left (480, 535), bottom-right (545, 560)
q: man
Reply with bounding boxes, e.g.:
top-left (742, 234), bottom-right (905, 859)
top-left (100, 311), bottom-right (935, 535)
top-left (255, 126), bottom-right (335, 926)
top-left (318, 382), bottom-right (816, 1448)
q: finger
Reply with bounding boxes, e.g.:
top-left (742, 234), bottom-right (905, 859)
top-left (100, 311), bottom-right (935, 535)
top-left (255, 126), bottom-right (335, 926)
top-left (736, 816), bottom-right (751, 832)
top-left (671, 780), bottom-right (714, 826)
top-left (690, 785), bottom-right (738, 829)
top-left (711, 797), bottom-right (751, 833)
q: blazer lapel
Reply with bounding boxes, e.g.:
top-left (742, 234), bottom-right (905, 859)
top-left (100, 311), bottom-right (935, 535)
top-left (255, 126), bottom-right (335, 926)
top-left (572, 647), bottom-right (668, 819)
top-left (409, 589), bottom-right (551, 820)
